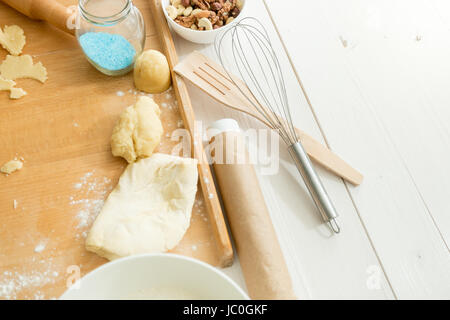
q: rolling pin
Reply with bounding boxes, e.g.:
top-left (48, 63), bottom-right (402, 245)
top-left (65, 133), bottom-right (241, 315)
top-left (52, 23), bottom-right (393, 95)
top-left (209, 119), bottom-right (296, 300)
top-left (1, 0), bottom-right (74, 35)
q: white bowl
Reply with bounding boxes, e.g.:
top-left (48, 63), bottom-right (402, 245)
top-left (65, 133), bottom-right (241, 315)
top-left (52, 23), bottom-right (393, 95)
top-left (60, 253), bottom-right (249, 300)
top-left (161, 0), bottom-right (246, 44)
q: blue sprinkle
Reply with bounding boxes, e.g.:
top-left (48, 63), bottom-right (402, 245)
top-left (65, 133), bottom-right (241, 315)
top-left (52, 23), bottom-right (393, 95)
top-left (79, 32), bottom-right (136, 71)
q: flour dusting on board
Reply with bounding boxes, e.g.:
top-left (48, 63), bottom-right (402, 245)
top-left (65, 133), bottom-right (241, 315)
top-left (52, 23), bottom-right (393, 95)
top-left (0, 258), bottom-right (61, 300)
top-left (34, 241), bottom-right (47, 253)
top-left (69, 171), bottom-right (113, 239)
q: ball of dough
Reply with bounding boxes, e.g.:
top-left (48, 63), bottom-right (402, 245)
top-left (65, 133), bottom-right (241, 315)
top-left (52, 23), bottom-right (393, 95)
top-left (134, 50), bottom-right (171, 94)
top-left (111, 96), bottom-right (163, 163)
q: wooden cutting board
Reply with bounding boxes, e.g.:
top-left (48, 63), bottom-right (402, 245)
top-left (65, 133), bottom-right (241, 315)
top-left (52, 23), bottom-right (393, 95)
top-left (0, 0), bottom-right (232, 300)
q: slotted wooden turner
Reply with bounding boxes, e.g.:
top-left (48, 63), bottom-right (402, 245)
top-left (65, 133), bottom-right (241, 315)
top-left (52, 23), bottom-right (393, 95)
top-left (174, 51), bottom-right (363, 185)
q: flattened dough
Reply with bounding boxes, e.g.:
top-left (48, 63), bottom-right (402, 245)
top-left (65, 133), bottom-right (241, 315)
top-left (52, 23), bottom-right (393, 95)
top-left (0, 76), bottom-right (26, 99)
top-left (0, 54), bottom-right (47, 83)
top-left (0, 25), bottom-right (26, 56)
top-left (0, 76), bottom-right (14, 90)
top-left (111, 96), bottom-right (163, 163)
top-left (85, 153), bottom-right (198, 260)
top-left (1, 159), bottom-right (23, 174)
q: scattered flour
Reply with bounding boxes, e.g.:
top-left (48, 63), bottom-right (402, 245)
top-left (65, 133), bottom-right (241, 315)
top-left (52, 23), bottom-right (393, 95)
top-left (0, 258), bottom-right (60, 300)
top-left (34, 241), bottom-right (47, 253)
top-left (70, 171), bottom-right (112, 239)
top-left (116, 90), bottom-right (125, 97)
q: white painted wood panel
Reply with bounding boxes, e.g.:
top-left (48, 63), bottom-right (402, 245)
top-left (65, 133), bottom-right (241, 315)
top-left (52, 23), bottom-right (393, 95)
top-left (173, 0), bottom-right (394, 299)
top-left (265, 0), bottom-right (450, 298)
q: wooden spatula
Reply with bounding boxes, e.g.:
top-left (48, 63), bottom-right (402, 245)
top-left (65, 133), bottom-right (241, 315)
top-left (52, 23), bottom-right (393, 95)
top-left (174, 51), bottom-right (363, 185)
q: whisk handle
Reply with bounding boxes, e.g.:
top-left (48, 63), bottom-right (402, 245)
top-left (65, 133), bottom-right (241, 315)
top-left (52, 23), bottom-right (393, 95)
top-left (288, 142), bottom-right (340, 233)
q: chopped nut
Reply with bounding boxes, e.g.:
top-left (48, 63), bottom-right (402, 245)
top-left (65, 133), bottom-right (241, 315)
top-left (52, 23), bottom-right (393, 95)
top-left (211, 2), bottom-right (222, 11)
top-left (193, 9), bottom-right (210, 19)
top-left (175, 15), bottom-right (196, 28)
top-left (226, 17), bottom-right (235, 25)
top-left (210, 13), bottom-right (220, 25)
top-left (191, 8), bottom-right (202, 16)
top-left (198, 17), bottom-right (213, 30)
top-left (192, 0), bottom-right (209, 10)
top-left (177, 4), bottom-right (186, 15)
top-left (231, 7), bottom-right (240, 17)
top-left (166, 5), bottom-right (178, 19)
top-left (171, 0), bottom-right (242, 31)
top-left (183, 6), bottom-right (193, 16)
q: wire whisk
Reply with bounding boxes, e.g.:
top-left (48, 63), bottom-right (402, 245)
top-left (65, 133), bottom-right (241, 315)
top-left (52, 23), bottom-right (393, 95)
top-left (215, 17), bottom-right (340, 233)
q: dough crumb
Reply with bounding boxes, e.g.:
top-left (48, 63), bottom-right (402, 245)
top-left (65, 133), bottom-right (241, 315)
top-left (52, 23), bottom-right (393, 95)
top-left (0, 25), bottom-right (26, 56)
top-left (0, 76), bottom-right (26, 100)
top-left (0, 54), bottom-right (47, 83)
top-left (1, 159), bottom-right (23, 174)
top-left (10, 87), bottom-right (27, 99)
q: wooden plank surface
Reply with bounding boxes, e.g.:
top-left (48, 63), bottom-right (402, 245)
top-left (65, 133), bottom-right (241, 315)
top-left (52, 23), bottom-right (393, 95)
top-left (173, 0), bottom-right (394, 299)
top-left (0, 0), bottom-right (230, 300)
top-left (264, 0), bottom-right (450, 299)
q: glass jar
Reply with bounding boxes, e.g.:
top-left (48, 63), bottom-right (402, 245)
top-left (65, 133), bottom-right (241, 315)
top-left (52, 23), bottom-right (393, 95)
top-left (76, 0), bottom-right (145, 76)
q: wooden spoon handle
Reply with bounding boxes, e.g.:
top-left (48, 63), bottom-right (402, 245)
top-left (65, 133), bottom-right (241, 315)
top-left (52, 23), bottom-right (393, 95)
top-left (1, 0), bottom-right (74, 35)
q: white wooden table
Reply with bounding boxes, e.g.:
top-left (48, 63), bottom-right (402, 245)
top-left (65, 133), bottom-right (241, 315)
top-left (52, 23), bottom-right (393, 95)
top-left (174, 0), bottom-right (450, 299)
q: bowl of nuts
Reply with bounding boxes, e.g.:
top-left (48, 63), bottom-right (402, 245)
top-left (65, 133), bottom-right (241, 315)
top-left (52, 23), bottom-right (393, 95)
top-left (162, 0), bottom-right (245, 44)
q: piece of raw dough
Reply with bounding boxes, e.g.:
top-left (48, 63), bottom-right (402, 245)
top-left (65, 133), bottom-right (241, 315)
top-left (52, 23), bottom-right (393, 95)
top-left (0, 54), bottom-right (47, 83)
top-left (85, 153), bottom-right (198, 260)
top-left (0, 25), bottom-right (26, 56)
top-left (0, 76), bottom-right (26, 99)
top-left (1, 159), bottom-right (23, 174)
top-left (111, 96), bottom-right (163, 163)
top-left (134, 50), bottom-right (171, 94)
top-left (10, 87), bottom-right (27, 99)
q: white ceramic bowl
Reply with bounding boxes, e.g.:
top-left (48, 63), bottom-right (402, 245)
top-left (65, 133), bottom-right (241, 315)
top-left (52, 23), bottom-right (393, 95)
top-left (60, 254), bottom-right (248, 300)
top-left (161, 0), bottom-right (246, 44)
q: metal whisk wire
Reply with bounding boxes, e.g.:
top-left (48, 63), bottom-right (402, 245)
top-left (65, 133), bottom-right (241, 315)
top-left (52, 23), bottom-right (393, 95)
top-left (215, 17), bottom-right (298, 146)
top-left (215, 17), bottom-right (340, 234)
